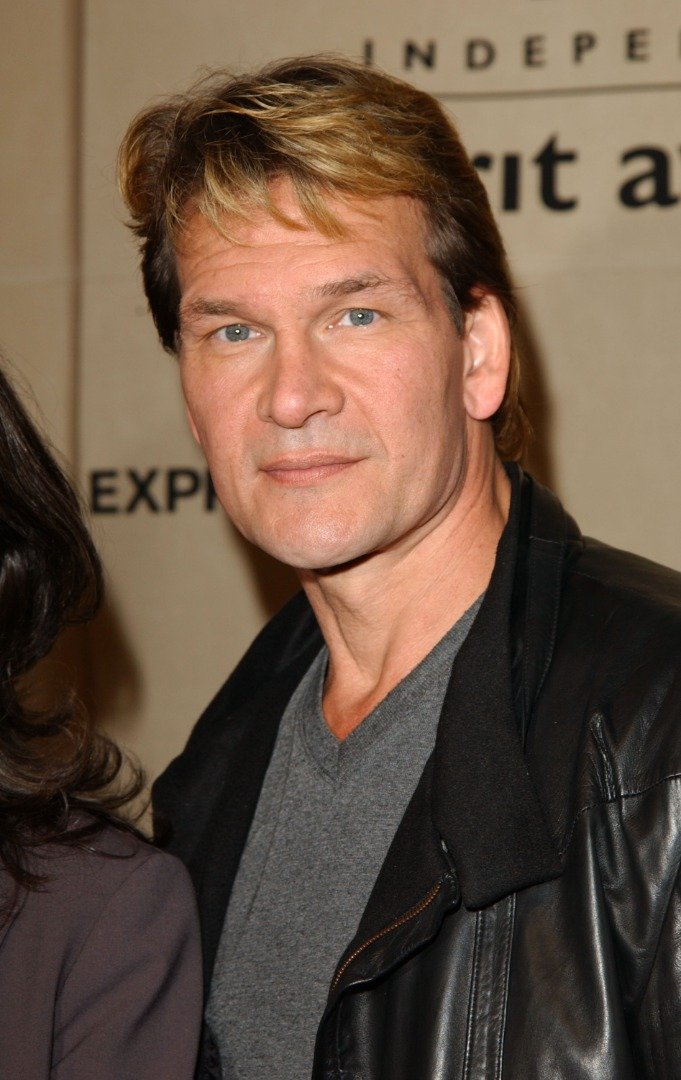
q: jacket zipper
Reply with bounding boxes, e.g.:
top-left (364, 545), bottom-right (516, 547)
top-left (331, 879), bottom-right (443, 991)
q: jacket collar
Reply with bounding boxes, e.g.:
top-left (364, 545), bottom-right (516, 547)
top-left (431, 465), bottom-right (570, 908)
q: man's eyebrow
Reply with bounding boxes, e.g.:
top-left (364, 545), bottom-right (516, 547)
top-left (311, 274), bottom-right (420, 301)
top-left (180, 298), bottom-right (242, 326)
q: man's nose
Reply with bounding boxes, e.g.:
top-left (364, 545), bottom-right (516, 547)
top-left (256, 331), bottom-right (344, 429)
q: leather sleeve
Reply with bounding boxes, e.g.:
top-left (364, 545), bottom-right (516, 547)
top-left (51, 850), bottom-right (203, 1079)
top-left (632, 864), bottom-right (681, 1077)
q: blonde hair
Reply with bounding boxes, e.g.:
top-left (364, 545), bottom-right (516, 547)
top-left (119, 55), bottom-right (529, 459)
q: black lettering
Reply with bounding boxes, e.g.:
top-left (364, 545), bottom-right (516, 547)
top-left (206, 471), bottom-right (218, 511)
top-left (167, 468), bottom-right (201, 511)
top-left (90, 470), bottom-right (119, 514)
top-left (619, 147), bottom-right (679, 208)
top-left (363, 39), bottom-right (374, 66)
top-left (523, 35), bottom-right (546, 68)
top-left (573, 32), bottom-right (597, 63)
top-left (404, 40), bottom-right (436, 69)
top-left (626, 28), bottom-right (650, 61)
top-left (472, 153), bottom-right (492, 172)
top-left (473, 153), bottom-right (521, 212)
top-left (466, 39), bottom-right (495, 70)
top-left (502, 155), bottom-right (521, 211)
top-left (533, 136), bottom-right (578, 211)
top-left (126, 468), bottom-right (160, 512)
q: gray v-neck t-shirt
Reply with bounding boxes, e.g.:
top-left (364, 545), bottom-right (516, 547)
top-left (207, 596), bottom-right (482, 1080)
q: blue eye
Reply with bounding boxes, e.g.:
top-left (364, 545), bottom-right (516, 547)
top-left (219, 324), bottom-right (252, 342)
top-left (346, 308), bottom-right (375, 327)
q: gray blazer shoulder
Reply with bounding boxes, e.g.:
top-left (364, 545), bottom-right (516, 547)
top-left (0, 821), bottom-right (202, 1079)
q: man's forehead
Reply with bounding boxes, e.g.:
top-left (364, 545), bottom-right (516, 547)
top-left (177, 185), bottom-right (428, 259)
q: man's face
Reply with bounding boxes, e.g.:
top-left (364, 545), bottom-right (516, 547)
top-left (176, 184), bottom-right (476, 571)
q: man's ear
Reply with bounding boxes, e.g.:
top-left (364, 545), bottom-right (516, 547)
top-left (461, 292), bottom-right (511, 421)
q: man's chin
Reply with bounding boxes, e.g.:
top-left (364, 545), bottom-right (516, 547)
top-left (251, 532), bottom-right (376, 576)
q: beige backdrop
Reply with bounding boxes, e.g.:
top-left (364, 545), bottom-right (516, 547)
top-left (2, 0), bottom-right (679, 792)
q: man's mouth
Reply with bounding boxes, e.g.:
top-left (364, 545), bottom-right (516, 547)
top-left (260, 453), bottom-right (362, 486)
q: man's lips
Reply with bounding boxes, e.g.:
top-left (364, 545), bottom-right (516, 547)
top-left (260, 453), bottom-right (362, 486)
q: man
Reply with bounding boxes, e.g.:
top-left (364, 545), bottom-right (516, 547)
top-left (119, 57), bottom-right (681, 1078)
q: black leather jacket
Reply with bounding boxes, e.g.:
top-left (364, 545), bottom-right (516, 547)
top-left (155, 468), bottom-right (681, 1079)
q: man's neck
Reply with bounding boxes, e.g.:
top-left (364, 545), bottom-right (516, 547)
top-left (298, 450), bottom-right (511, 740)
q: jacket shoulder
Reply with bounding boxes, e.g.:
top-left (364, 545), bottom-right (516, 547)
top-left (539, 536), bottom-right (681, 820)
top-left (1, 820), bottom-right (192, 924)
top-left (573, 536), bottom-right (681, 618)
top-left (566, 537), bottom-right (681, 710)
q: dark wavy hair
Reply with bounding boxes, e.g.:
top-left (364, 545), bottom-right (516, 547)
top-left (0, 365), bottom-right (143, 890)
